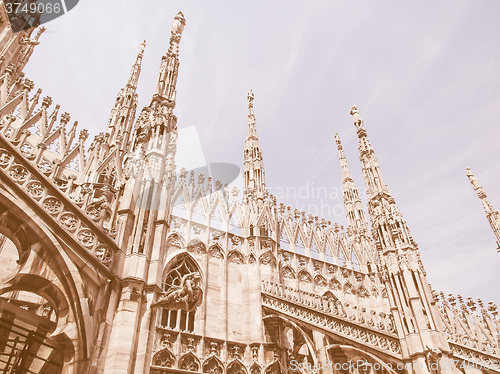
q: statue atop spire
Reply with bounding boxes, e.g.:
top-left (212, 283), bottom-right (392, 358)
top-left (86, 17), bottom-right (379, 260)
top-left (247, 90), bottom-right (257, 138)
top-left (350, 105), bottom-right (363, 129)
top-left (139, 40), bottom-right (146, 56)
top-left (466, 167), bottom-right (486, 197)
top-left (466, 167), bottom-right (500, 251)
top-left (247, 89), bottom-right (255, 107)
top-left (171, 12), bottom-right (186, 39)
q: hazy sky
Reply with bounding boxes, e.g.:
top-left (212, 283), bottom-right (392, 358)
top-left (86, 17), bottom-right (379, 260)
top-left (24, 0), bottom-right (500, 302)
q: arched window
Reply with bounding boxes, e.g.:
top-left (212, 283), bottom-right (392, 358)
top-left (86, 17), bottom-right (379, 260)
top-left (158, 255), bottom-right (201, 333)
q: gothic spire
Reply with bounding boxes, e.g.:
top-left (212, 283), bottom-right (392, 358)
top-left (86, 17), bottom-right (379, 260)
top-left (335, 133), bottom-right (369, 235)
top-left (351, 105), bottom-right (416, 255)
top-left (466, 167), bottom-right (500, 251)
top-left (127, 40), bottom-right (146, 90)
top-left (105, 40), bottom-right (145, 151)
top-left (351, 105), bottom-right (457, 362)
top-left (243, 90), bottom-right (267, 197)
top-left (151, 11), bottom-right (186, 107)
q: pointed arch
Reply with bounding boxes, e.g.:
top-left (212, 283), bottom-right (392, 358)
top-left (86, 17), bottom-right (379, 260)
top-left (228, 249), bottom-right (245, 264)
top-left (161, 252), bottom-right (202, 291)
top-left (265, 360), bottom-right (285, 374)
top-left (227, 359), bottom-right (247, 374)
top-left (178, 351), bottom-right (200, 371)
top-left (329, 278), bottom-right (341, 291)
top-left (250, 363), bottom-right (262, 374)
top-left (166, 231), bottom-right (184, 249)
top-left (281, 265), bottom-right (295, 280)
top-left (202, 355), bottom-right (224, 374)
top-left (259, 250), bottom-right (276, 267)
top-left (343, 281), bottom-right (355, 295)
top-left (314, 274), bottom-right (327, 287)
top-left (208, 243), bottom-right (224, 259)
top-left (357, 284), bottom-right (370, 298)
top-left (186, 237), bottom-right (206, 254)
top-left (298, 269), bottom-right (312, 284)
top-left (151, 347), bottom-right (175, 368)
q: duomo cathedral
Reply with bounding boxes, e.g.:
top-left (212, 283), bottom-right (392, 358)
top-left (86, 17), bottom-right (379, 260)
top-left (0, 5), bottom-right (499, 374)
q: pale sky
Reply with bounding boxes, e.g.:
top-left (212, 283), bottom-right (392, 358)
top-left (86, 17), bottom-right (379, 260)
top-left (24, 0), bottom-right (500, 302)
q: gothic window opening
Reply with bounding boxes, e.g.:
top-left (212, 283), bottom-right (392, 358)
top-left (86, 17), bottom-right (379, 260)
top-left (160, 308), bottom-right (195, 332)
top-left (155, 255), bottom-right (202, 333)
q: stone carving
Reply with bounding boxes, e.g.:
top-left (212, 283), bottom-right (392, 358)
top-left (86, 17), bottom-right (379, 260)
top-left (26, 180), bottom-right (44, 199)
top-left (152, 348), bottom-right (175, 368)
top-left (95, 246), bottom-right (113, 265)
top-left (178, 352), bottom-right (199, 371)
top-left (350, 105), bottom-right (363, 129)
top-left (0, 149), bottom-right (12, 167)
top-left (77, 228), bottom-right (97, 248)
top-left (86, 191), bottom-right (112, 228)
top-left (227, 360), bottom-right (247, 374)
top-left (282, 266), bottom-right (295, 279)
top-left (42, 197), bottom-right (63, 215)
top-left (202, 356), bottom-right (223, 374)
top-left (250, 364), bottom-right (261, 374)
top-left (152, 272), bottom-right (202, 312)
top-left (60, 212), bottom-right (79, 232)
top-left (228, 250), bottom-right (245, 264)
top-left (8, 165), bottom-right (28, 182)
top-left (209, 244), bottom-right (224, 259)
top-left (37, 158), bottom-right (53, 173)
top-left (171, 12), bottom-right (186, 38)
top-left (298, 270), bottom-right (312, 284)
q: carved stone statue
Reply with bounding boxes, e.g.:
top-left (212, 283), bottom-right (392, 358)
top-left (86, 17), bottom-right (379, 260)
top-left (247, 90), bottom-right (254, 107)
top-left (466, 167), bottom-right (481, 190)
top-left (152, 272), bottom-right (202, 312)
top-left (86, 191), bottom-right (112, 228)
top-left (350, 105), bottom-right (363, 129)
top-left (171, 12), bottom-right (186, 38)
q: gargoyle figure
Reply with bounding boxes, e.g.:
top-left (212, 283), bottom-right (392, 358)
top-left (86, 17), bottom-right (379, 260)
top-left (152, 272), bottom-right (202, 312)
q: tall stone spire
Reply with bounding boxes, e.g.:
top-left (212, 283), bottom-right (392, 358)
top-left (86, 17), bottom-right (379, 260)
top-left (104, 14), bottom-right (187, 371)
top-left (128, 12), bottom-right (186, 155)
top-left (243, 90), bottom-right (267, 198)
top-left (350, 105), bottom-right (415, 252)
top-left (105, 40), bottom-right (145, 152)
top-left (351, 105), bottom-right (459, 371)
top-left (466, 167), bottom-right (500, 251)
top-left (152, 11), bottom-right (186, 107)
top-left (335, 133), bottom-right (375, 268)
top-left (335, 133), bottom-right (369, 235)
